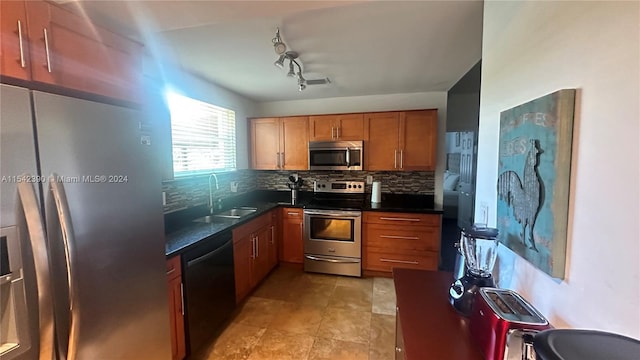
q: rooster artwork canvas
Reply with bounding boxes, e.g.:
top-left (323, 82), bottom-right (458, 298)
top-left (496, 89), bottom-right (576, 279)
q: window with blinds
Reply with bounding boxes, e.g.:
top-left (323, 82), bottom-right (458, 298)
top-left (166, 92), bottom-right (236, 176)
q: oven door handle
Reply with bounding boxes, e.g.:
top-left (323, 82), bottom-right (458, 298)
top-left (304, 210), bottom-right (362, 217)
top-left (305, 255), bottom-right (360, 264)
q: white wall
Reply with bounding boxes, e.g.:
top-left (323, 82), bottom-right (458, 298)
top-left (255, 92), bottom-right (448, 205)
top-left (477, 1), bottom-right (639, 337)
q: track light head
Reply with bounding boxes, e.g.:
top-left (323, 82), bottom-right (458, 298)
top-left (274, 55), bottom-right (286, 69)
top-left (287, 60), bottom-right (296, 77)
top-left (298, 83), bottom-right (306, 91)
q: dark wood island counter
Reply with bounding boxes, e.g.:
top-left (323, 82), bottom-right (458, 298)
top-left (393, 268), bottom-right (484, 360)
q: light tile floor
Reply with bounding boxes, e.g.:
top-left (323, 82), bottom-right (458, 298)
top-left (197, 266), bottom-right (397, 360)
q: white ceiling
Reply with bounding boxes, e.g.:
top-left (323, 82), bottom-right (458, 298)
top-left (70, 1), bottom-right (484, 102)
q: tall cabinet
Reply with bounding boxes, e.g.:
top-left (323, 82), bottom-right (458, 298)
top-left (249, 116), bottom-right (308, 170)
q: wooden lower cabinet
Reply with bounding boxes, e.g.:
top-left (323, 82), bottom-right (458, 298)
top-left (232, 210), bottom-right (278, 303)
top-left (363, 211), bottom-right (441, 273)
top-left (233, 234), bottom-right (253, 303)
top-left (268, 211), bottom-right (279, 269)
top-left (166, 256), bottom-right (185, 360)
top-left (279, 207), bottom-right (304, 263)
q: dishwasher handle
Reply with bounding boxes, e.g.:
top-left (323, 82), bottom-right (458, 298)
top-left (187, 238), bottom-right (233, 268)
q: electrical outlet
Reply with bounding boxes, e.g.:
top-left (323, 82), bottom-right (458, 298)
top-left (162, 191), bottom-right (167, 206)
top-left (366, 175), bottom-right (373, 184)
top-left (292, 173), bottom-right (298, 181)
top-left (230, 181), bottom-right (238, 193)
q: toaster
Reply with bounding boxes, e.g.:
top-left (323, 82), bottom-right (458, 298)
top-left (469, 288), bottom-right (551, 360)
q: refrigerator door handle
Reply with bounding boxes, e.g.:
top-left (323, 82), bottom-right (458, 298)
top-left (49, 175), bottom-right (80, 360)
top-left (17, 180), bottom-right (55, 360)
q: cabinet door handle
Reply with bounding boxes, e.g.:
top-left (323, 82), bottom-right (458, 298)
top-left (17, 20), bottom-right (26, 68)
top-left (270, 226), bottom-right (275, 244)
top-left (254, 235), bottom-right (258, 258)
top-left (280, 152), bottom-right (285, 168)
top-left (331, 127), bottom-right (335, 139)
top-left (43, 28), bottom-right (52, 72)
top-left (380, 235), bottom-right (420, 240)
top-left (400, 149), bottom-right (404, 169)
top-left (276, 152), bottom-right (280, 168)
top-left (380, 258), bottom-right (419, 265)
top-left (166, 267), bottom-right (176, 276)
top-left (394, 149), bottom-right (398, 169)
top-left (287, 212), bottom-right (299, 216)
top-left (336, 126), bottom-right (340, 139)
top-left (180, 283), bottom-right (185, 316)
top-left (379, 217), bottom-right (421, 222)
top-left (251, 236), bottom-right (255, 259)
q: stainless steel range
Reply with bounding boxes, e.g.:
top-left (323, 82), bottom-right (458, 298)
top-left (303, 180), bottom-right (365, 277)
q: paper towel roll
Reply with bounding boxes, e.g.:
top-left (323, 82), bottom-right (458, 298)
top-left (371, 181), bottom-right (382, 203)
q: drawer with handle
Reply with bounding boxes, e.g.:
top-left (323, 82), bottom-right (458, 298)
top-left (365, 224), bottom-right (439, 252)
top-left (166, 255), bottom-right (181, 279)
top-left (363, 211), bottom-right (440, 226)
top-left (365, 250), bottom-right (438, 272)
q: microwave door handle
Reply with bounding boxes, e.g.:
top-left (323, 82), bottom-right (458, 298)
top-left (345, 147), bottom-right (350, 167)
top-left (48, 175), bottom-right (79, 360)
top-left (17, 181), bottom-right (55, 360)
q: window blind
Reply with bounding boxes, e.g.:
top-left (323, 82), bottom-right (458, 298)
top-left (167, 92), bottom-right (236, 176)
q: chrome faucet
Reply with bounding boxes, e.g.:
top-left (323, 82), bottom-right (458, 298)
top-left (209, 173), bottom-right (219, 214)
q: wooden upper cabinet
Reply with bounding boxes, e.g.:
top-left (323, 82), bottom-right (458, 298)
top-left (400, 110), bottom-right (437, 171)
top-left (365, 112), bottom-right (401, 170)
top-left (250, 118), bottom-right (280, 169)
top-left (281, 116), bottom-right (308, 170)
top-left (309, 113), bottom-right (364, 141)
top-left (365, 110), bottom-right (437, 171)
top-left (12, 0), bottom-right (143, 102)
top-left (250, 116), bottom-right (308, 170)
top-left (0, 1), bottom-right (31, 80)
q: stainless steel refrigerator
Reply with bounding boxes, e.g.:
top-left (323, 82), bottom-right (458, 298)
top-left (0, 84), bottom-right (171, 359)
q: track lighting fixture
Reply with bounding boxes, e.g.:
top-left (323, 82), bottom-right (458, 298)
top-left (271, 28), bottom-right (330, 91)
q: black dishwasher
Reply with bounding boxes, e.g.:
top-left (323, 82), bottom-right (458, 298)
top-left (182, 230), bottom-right (235, 357)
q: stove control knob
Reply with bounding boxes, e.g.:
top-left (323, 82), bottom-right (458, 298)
top-left (348, 185), bottom-right (352, 188)
top-left (358, 185), bottom-right (362, 188)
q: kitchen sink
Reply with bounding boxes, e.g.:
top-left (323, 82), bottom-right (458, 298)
top-left (193, 207), bottom-right (258, 222)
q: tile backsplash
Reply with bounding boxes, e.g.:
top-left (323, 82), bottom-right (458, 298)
top-left (162, 170), bottom-right (256, 213)
top-left (162, 169), bottom-right (434, 213)
top-left (254, 170), bottom-right (435, 194)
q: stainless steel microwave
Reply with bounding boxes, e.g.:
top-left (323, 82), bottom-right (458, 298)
top-left (308, 141), bottom-right (363, 170)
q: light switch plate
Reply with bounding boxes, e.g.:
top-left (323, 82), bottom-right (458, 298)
top-left (162, 191), bottom-right (167, 206)
top-left (366, 175), bottom-right (373, 184)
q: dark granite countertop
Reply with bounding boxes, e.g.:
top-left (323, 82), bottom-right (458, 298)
top-left (164, 190), bottom-right (308, 257)
top-left (164, 201), bottom-right (281, 257)
top-left (165, 190), bottom-right (442, 257)
top-left (364, 193), bottom-right (444, 213)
